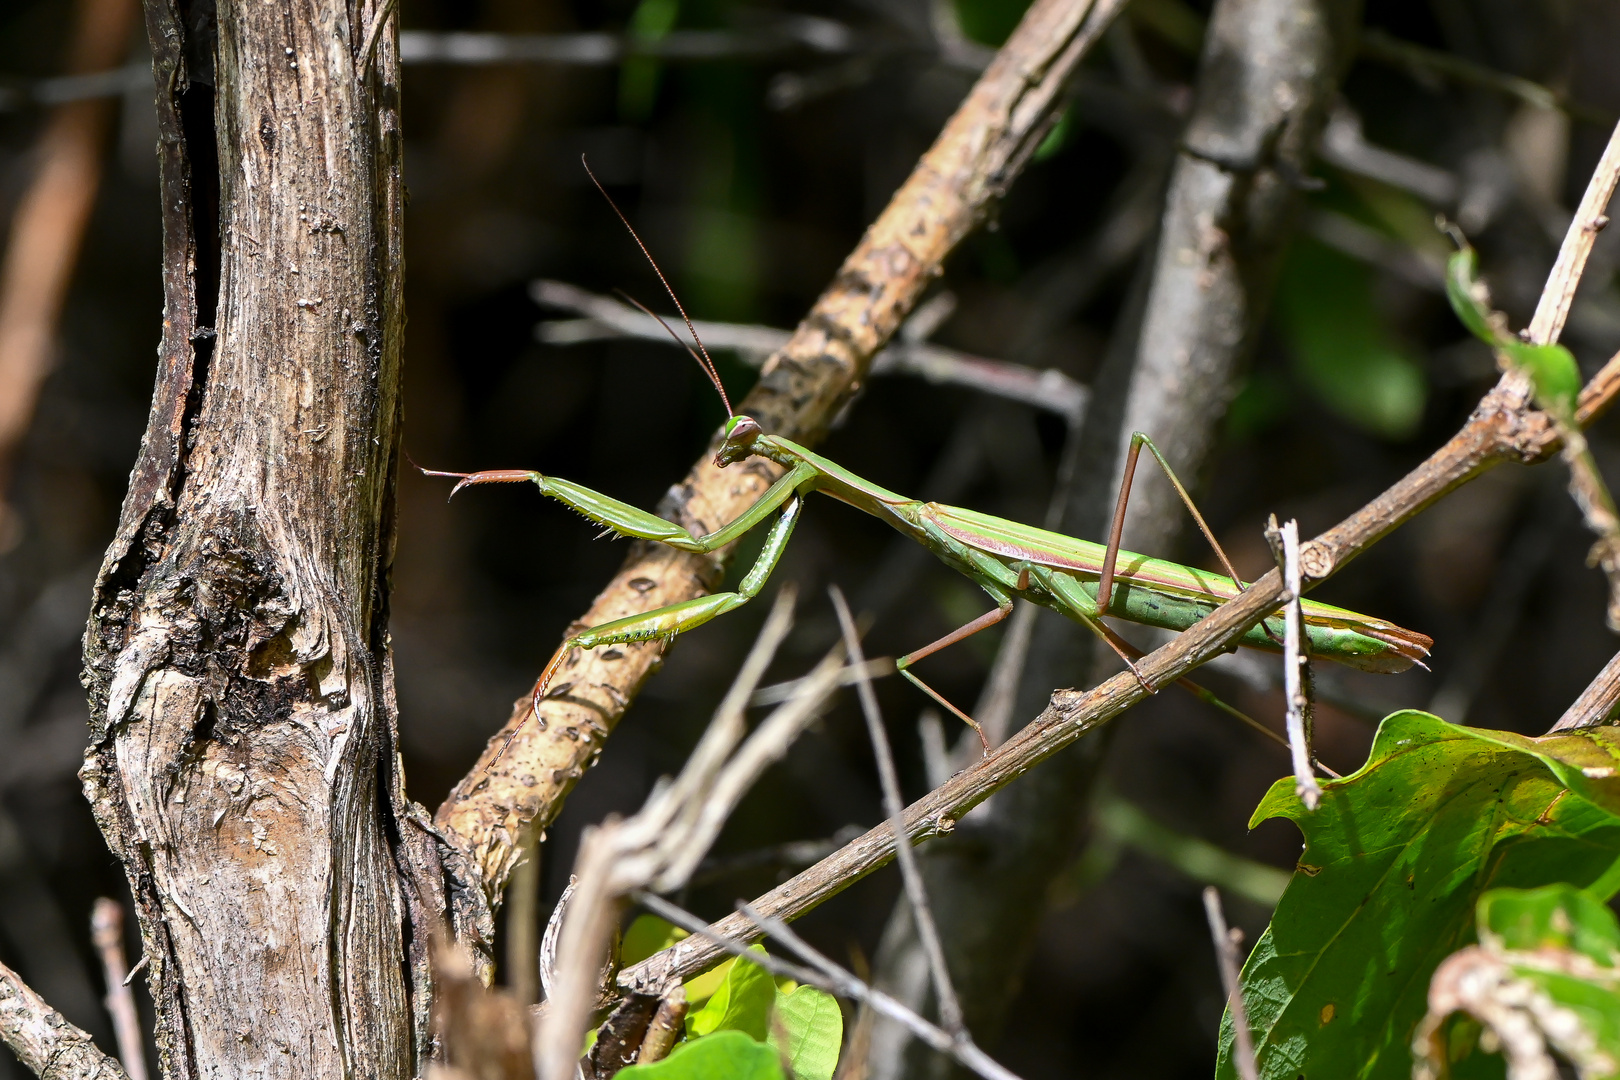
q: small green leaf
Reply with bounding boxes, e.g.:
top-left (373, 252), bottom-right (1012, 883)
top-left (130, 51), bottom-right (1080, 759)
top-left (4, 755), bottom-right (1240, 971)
top-left (622, 915), bottom-right (687, 968)
top-left (1444, 243), bottom-right (1583, 421)
top-left (617, 1030), bottom-right (785, 1080)
top-left (1216, 710), bottom-right (1620, 1080)
top-left (682, 957), bottom-right (735, 1008)
top-left (770, 985), bottom-right (842, 1080)
top-left (686, 946), bottom-right (775, 1041)
top-left (1415, 886), bottom-right (1620, 1079)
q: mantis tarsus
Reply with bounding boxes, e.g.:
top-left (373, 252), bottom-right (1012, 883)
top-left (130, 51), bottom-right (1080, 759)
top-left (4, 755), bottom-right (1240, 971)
top-left (428, 169), bottom-right (1432, 756)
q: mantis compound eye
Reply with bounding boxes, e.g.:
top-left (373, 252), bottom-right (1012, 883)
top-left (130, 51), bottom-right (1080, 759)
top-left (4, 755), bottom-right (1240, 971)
top-left (714, 415), bottom-right (763, 466)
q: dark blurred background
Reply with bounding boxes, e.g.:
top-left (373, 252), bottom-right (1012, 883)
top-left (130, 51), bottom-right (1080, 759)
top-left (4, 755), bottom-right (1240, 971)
top-left (2, 0), bottom-right (1620, 1076)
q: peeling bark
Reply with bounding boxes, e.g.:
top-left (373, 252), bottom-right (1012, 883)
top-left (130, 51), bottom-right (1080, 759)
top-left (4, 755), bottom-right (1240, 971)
top-left (80, 0), bottom-right (442, 1076)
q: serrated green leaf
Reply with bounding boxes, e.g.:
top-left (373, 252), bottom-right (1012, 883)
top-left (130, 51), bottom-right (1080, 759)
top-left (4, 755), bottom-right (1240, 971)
top-left (1415, 886), bottom-right (1620, 1079)
top-left (623, 915), bottom-right (687, 968)
top-left (686, 946), bottom-right (775, 1041)
top-left (770, 985), bottom-right (842, 1080)
top-left (617, 1029), bottom-right (785, 1080)
top-left (1215, 710), bottom-right (1620, 1080)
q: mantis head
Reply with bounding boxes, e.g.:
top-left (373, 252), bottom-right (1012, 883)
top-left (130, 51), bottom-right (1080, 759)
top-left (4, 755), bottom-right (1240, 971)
top-left (715, 415), bottom-right (763, 467)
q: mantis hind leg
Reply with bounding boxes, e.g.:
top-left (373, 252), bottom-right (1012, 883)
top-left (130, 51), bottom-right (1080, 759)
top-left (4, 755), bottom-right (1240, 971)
top-left (1096, 433), bottom-right (1250, 621)
top-left (486, 497), bottom-right (804, 768)
top-left (1033, 566), bottom-right (1299, 755)
top-left (895, 580), bottom-right (1016, 753)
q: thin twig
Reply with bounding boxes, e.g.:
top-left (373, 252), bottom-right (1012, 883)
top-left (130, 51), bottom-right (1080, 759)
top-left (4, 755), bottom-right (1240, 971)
top-left (829, 586), bottom-right (965, 1038)
top-left (0, 957), bottom-right (128, 1080)
top-left (628, 891), bottom-right (1024, 1080)
top-left (748, 658), bottom-right (894, 707)
top-left (532, 281), bottom-right (1089, 424)
top-left (1202, 888), bottom-right (1257, 1080)
top-left (1264, 517), bottom-right (1319, 811)
top-left (1549, 649), bottom-right (1620, 732)
top-left (539, 590), bottom-right (853, 1079)
top-left (0, 0), bottom-right (138, 537)
top-left (1528, 119), bottom-right (1620, 347)
top-left (90, 900), bottom-right (147, 1080)
top-left (398, 19), bottom-right (860, 65)
top-left (1359, 28), bottom-right (1614, 128)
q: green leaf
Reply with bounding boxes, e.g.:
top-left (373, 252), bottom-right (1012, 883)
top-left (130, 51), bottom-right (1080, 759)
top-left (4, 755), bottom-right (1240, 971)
top-left (770, 985), bottom-right (842, 1080)
top-left (682, 956), bottom-right (735, 1008)
top-left (1415, 885), bottom-right (1620, 1079)
top-left (617, 1030), bottom-right (785, 1080)
top-left (1444, 243), bottom-right (1583, 420)
top-left (686, 946), bottom-right (776, 1041)
top-left (1276, 239), bottom-right (1427, 439)
top-left (1215, 710), bottom-right (1620, 1080)
top-left (622, 915), bottom-right (687, 968)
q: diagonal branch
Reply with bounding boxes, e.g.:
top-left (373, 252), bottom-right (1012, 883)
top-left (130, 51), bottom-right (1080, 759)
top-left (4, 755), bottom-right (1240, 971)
top-left (617, 145), bottom-right (1620, 987)
top-left (432, 0), bottom-right (1132, 946)
top-left (0, 958), bottom-right (128, 1080)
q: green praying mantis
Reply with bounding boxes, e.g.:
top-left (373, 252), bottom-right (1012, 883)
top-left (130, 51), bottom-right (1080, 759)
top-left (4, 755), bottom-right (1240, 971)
top-left (427, 175), bottom-right (1433, 753)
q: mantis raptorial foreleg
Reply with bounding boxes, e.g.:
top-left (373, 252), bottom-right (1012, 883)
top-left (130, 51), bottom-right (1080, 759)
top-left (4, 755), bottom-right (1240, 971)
top-left (423, 460), bottom-right (817, 553)
top-left (498, 495), bottom-right (805, 764)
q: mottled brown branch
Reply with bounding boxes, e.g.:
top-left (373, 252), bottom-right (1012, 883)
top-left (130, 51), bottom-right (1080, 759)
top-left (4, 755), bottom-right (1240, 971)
top-left (0, 958), bottom-right (128, 1080)
top-left (433, 0), bottom-right (1130, 938)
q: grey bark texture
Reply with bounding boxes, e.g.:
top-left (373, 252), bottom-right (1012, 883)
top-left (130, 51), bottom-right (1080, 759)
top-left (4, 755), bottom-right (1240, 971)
top-left (867, 0), bottom-right (1362, 1074)
top-left (77, 0), bottom-right (446, 1077)
top-left (0, 960), bottom-right (128, 1080)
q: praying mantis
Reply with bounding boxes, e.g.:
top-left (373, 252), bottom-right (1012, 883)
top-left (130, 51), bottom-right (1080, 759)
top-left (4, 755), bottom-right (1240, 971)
top-left (428, 174), bottom-right (1432, 751)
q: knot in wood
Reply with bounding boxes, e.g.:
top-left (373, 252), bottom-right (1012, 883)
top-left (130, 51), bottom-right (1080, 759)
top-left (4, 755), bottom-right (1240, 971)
top-left (1298, 540), bottom-right (1333, 580)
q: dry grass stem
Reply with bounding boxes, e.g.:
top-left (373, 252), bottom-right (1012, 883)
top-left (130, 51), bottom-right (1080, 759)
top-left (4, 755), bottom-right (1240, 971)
top-left (829, 587), bottom-right (965, 1038)
top-left (1548, 649), bottom-right (1620, 732)
top-left (539, 588), bottom-right (850, 1079)
top-left (1202, 888), bottom-right (1257, 1080)
top-left (631, 891), bottom-right (1023, 1080)
top-left (1264, 518), bottom-right (1320, 810)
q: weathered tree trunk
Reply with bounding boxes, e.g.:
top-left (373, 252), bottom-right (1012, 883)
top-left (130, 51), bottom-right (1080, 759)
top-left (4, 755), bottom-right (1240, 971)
top-left (79, 0), bottom-right (439, 1076)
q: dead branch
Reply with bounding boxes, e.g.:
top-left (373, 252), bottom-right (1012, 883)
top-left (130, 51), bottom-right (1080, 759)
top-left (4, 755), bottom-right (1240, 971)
top-left (1549, 648), bottom-right (1620, 732)
top-left (0, 0), bottom-right (137, 537)
top-left (433, 0), bottom-right (1131, 942)
top-left (0, 957), bottom-right (128, 1080)
top-left (532, 281), bottom-right (1089, 422)
top-left (89, 899), bottom-right (147, 1080)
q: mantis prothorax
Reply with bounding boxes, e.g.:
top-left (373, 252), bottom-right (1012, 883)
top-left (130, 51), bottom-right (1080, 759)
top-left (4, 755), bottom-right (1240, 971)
top-left (428, 164), bottom-right (1432, 760)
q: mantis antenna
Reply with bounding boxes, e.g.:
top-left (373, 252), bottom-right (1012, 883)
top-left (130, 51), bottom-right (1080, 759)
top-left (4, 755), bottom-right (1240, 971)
top-left (581, 155), bottom-right (734, 418)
